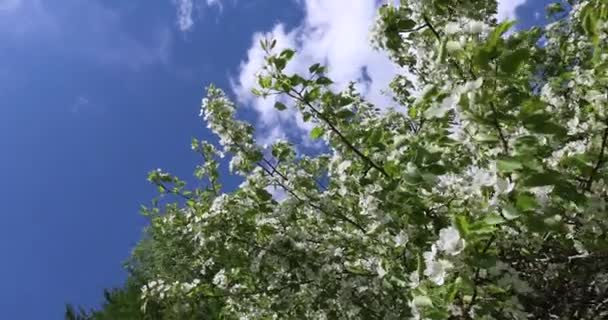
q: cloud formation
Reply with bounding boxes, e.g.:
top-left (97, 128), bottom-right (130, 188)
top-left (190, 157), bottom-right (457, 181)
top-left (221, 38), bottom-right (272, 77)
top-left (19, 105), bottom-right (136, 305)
top-left (175, 0), bottom-right (194, 31)
top-left (232, 0), bottom-right (398, 145)
top-left (173, 0), bottom-right (224, 32)
top-left (232, 0), bottom-right (532, 145)
top-left (497, 0), bottom-right (528, 21)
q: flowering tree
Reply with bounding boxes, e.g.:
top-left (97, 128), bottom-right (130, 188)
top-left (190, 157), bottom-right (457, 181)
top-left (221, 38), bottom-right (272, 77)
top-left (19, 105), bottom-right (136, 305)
top-left (70, 0), bottom-right (608, 319)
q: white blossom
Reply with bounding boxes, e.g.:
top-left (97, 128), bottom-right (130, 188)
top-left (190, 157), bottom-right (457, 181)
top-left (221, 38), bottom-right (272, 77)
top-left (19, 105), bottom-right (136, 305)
top-left (213, 269), bottom-right (228, 289)
top-left (445, 22), bottom-right (460, 35)
top-left (394, 230), bottom-right (409, 247)
top-left (436, 226), bottom-right (465, 255)
top-left (446, 40), bottom-right (463, 52)
top-left (408, 271), bottom-right (420, 288)
top-left (424, 94), bottom-right (459, 119)
top-left (466, 20), bottom-right (487, 34)
top-left (376, 261), bottom-right (387, 279)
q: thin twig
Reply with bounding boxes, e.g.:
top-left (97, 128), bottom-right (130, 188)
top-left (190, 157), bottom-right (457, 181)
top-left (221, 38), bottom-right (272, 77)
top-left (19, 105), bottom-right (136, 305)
top-left (422, 15), bottom-right (442, 40)
top-left (464, 234), bottom-right (496, 318)
top-left (257, 159), bottom-right (368, 234)
top-left (157, 183), bottom-right (194, 201)
top-left (491, 63), bottom-right (510, 155)
top-left (286, 90), bottom-right (390, 178)
top-left (585, 126), bottom-right (608, 191)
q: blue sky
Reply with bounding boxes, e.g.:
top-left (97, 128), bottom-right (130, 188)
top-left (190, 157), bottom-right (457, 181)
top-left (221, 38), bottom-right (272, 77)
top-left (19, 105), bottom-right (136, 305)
top-left (0, 0), bottom-right (554, 318)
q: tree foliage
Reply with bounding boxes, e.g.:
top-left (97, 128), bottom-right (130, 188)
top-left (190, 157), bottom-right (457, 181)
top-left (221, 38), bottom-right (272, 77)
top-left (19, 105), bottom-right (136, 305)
top-left (65, 280), bottom-right (146, 320)
top-left (71, 0), bottom-right (608, 318)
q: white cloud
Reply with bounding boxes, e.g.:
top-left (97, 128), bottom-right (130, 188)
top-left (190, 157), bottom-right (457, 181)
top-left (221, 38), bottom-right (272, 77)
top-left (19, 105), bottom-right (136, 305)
top-left (497, 0), bottom-right (527, 22)
top-left (266, 185), bottom-right (288, 202)
top-left (206, 0), bottom-right (223, 10)
top-left (233, 0), bottom-right (532, 146)
top-left (69, 95), bottom-right (107, 115)
top-left (175, 0), bottom-right (194, 31)
top-left (0, 0), bottom-right (59, 37)
top-left (233, 24), bottom-right (300, 132)
top-left (173, 0), bottom-right (224, 32)
top-left (71, 96), bottom-right (90, 113)
top-left (232, 0), bottom-right (398, 145)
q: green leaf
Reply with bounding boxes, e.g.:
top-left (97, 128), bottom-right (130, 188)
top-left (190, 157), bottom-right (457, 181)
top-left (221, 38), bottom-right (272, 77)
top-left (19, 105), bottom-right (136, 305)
top-left (383, 161), bottom-right (400, 177)
top-left (436, 38), bottom-right (447, 64)
top-left (274, 58), bottom-right (286, 71)
top-left (502, 204), bottom-right (520, 220)
top-left (259, 75), bottom-right (272, 89)
top-left (274, 101), bottom-right (287, 111)
top-left (336, 109), bottom-right (355, 119)
top-left (302, 112), bottom-right (312, 122)
top-left (516, 193), bottom-right (538, 211)
top-left (397, 19), bottom-right (417, 31)
top-left (310, 127), bottom-right (325, 140)
top-left (250, 150), bottom-right (264, 163)
top-left (304, 87), bottom-right (321, 102)
top-left (255, 188), bottom-right (273, 201)
top-left (309, 63), bottom-right (321, 74)
top-left (280, 49), bottom-right (296, 61)
top-left (338, 96), bottom-right (354, 107)
top-left (497, 157), bottom-right (523, 173)
top-left (546, 3), bottom-right (564, 16)
top-left (489, 20), bottom-right (516, 46)
top-left (525, 215), bottom-right (552, 232)
top-left (474, 47), bottom-right (493, 70)
top-left (520, 98), bottom-right (546, 115)
top-left (476, 254), bottom-right (498, 269)
top-left (191, 138), bottom-right (199, 151)
top-left (316, 76), bottom-right (333, 85)
top-left (469, 222), bottom-right (496, 235)
top-left (455, 215), bottom-right (470, 237)
top-left (514, 135), bottom-right (540, 154)
top-left (368, 128), bottom-right (383, 145)
top-left (408, 105), bottom-right (419, 118)
top-left (582, 6), bottom-right (598, 37)
top-left (484, 213), bottom-right (506, 225)
top-left (522, 172), bottom-right (561, 187)
top-left (412, 296), bottom-right (433, 307)
top-left (500, 48), bottom-right (530, 74)
top-left (289, 74), bottom-right (306, 86)
top-left (421, 173), bottom-right (438, 185)
top-left (553, 182), bottom-right (586, 204)
top-left (425, 164), bottom-right (447, 175)
top-left (279, 79), bottom-right (293, 92)
top-left (447, 277), bottom-right (462, 302)
top-left (524, 114), bottom-right (568, 136)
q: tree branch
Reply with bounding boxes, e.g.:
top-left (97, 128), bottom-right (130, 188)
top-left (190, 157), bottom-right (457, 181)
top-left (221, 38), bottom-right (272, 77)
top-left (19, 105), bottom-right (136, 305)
top-left (219, 123), bottom-right (367, 233)
top-left (489, 102), bottom-right (510, 154)
top-left (256, 158), bottom-right (368, 234)
top-left (285, 90), bottom-right (390, 179)
top-left (491, 64), bottom-right (510, 155)
top-left (422, 14), bottom-right (442, 41)
top-left (463, 234), bottom-right (496, 319)
top-left (585, 126), bottom-right (608, 191)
